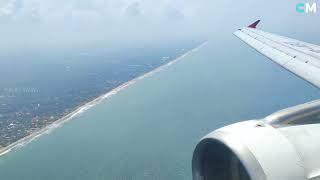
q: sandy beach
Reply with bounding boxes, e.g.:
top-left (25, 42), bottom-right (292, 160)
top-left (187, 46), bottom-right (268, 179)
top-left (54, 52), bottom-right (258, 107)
top-left (0, 41), bottom-right (207, 157)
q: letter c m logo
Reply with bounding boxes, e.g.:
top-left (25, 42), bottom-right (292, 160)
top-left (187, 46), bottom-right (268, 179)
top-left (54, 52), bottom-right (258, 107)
top-left (296, 3), bottom-right (305, 13)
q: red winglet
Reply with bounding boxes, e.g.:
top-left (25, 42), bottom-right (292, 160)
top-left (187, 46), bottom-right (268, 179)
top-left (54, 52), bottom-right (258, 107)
top-left (248, 20), bottom-right (260, 28)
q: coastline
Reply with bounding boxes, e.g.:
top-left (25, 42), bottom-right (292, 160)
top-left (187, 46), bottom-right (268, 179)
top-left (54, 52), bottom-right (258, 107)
top-left (0, 41), bottom-right (208, 157)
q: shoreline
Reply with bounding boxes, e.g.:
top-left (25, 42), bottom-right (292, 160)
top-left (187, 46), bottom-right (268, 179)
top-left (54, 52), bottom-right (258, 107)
top-left (0, 41), bottom-right (208, 157)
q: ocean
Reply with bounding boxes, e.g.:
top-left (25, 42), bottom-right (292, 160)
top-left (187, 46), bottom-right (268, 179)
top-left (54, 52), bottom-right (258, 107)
top-left (0, 35), bottom-right (319, 180)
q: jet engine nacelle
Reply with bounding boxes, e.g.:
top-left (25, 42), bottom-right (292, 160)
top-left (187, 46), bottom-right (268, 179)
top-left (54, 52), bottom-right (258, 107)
top-left (192, 100), bottom-right (320, 180)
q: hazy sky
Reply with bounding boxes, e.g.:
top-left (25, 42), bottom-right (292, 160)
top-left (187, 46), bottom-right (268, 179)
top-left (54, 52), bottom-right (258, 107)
top-left (0, 0), bottom-right (319, 48)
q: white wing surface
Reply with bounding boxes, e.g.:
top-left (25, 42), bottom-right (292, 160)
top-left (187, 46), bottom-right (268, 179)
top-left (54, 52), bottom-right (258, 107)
top-left (234, 20), bottom-right (320, 88)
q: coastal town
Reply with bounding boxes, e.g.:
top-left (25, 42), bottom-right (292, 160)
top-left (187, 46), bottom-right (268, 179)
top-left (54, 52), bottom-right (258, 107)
top-left (0, 95), bottom-right (73, 148)
top-left (0, 86), bottom-right (107, 149)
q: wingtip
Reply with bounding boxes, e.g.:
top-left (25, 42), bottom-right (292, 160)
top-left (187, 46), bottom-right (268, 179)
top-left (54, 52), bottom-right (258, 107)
top-left (248, 20), bottom-right (261, 28)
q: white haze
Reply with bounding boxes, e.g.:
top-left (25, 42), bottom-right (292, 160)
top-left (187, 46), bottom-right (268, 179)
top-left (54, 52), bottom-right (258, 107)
top-left (0, 0), bottom-right (319, 49)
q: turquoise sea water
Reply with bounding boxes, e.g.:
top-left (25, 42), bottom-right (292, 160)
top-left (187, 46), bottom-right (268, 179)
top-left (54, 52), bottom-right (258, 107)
top-left (0, 36), bottom-right (320, 180)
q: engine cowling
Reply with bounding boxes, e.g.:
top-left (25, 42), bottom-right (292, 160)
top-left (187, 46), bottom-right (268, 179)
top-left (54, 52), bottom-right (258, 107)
top-left (192, 100), bottom-right (320, 180)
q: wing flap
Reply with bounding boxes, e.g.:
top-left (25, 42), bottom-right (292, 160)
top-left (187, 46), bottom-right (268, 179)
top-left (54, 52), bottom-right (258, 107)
top-left (234, 27), bottom-right (320, 88)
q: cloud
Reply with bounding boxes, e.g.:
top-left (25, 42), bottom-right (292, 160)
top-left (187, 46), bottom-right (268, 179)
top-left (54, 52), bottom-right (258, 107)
top-left (0, 0), bottom-right (192, 21)
top-left (124, 2), bottom-right (142, 16)
top-left (0, 0), bottom-right (22, 17)
top-left (0, 0), bottom-right (319, 49)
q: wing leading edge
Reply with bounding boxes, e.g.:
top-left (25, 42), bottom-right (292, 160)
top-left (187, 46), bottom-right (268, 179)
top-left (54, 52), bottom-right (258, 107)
top-left (234, 20), bottom-right (320, 88)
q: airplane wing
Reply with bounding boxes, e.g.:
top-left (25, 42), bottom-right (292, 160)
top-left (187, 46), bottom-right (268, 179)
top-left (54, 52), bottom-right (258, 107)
top-left (234, 20), bottom-right (320, 88)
